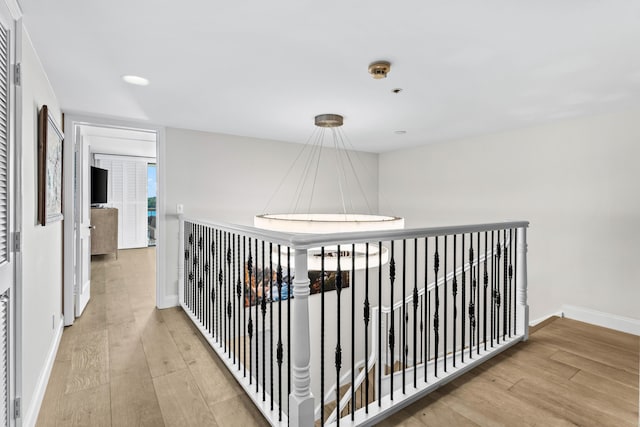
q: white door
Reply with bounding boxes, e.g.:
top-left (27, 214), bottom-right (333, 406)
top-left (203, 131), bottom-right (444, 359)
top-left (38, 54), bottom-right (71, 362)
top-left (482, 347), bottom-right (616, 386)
top-left (74, 132), bottom-right (91, 316)
top-left (0, 4), bottom-right (17, 426)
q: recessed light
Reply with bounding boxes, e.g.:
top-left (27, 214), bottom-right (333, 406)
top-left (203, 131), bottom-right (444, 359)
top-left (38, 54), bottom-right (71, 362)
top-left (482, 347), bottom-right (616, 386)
top-left (394, 130), bottom-right (407, 135)
top-left (122, 75), bottom-right (150, 86)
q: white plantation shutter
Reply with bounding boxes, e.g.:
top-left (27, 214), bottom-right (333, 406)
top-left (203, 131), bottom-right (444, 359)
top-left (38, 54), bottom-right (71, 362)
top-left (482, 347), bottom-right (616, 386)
top-left (0, 291), bottom-right (7, 426)
top-left (0, 24), bottom-right (8, 265)
top-left (95, 155), bottom-right (149, 249)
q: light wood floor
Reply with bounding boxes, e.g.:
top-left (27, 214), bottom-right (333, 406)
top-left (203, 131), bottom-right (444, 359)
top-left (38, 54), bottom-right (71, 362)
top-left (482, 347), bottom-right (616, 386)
top-left (37, 248), bottom-right (639, 426)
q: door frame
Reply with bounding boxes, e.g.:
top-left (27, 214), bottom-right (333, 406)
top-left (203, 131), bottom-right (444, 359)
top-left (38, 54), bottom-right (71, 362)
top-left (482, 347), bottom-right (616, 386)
top-left (62, 114), bottom-right (166, 326)
top-left (3, 3), bottom-right (22, 426)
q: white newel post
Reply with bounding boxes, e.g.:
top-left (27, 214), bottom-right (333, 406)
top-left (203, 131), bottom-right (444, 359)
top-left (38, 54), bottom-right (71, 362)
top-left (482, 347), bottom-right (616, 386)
top-left (289, 248), bottom-right (315, 427)
top-left (178, 215), bottom-right (185, 305)
top-left (516, 226), bottom-right (529, 340)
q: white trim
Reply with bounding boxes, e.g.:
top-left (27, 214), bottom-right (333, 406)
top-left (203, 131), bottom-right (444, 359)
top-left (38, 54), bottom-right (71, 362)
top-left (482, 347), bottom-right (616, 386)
top-left (63, 114), bottom-right (165, 324)
top-left (561, 305), bottom-right (640, 336)
top-left (3, 0), bottom-right (20, 20)
top-left (11, 16), bottom-right (22, 427)
top-left (21, 319), bottom-right (63, 427)
top-left (93, 153), bottom-right (155, 163)
top-left (155, 126), bottom-right (166, 310)
top-left (529, 311), bottom-right (564, 327)
top-left (158, 294), bottom-right (178, 309)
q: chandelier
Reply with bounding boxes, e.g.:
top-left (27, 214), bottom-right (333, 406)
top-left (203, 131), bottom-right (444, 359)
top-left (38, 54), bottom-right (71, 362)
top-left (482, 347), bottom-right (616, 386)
top-left (254, 113), bottom-right (404, 270)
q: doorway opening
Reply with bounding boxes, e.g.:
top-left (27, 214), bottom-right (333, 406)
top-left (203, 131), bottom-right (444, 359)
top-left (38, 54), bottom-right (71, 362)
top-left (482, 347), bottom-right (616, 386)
top-left (63, 115), bottom-right (164, 326)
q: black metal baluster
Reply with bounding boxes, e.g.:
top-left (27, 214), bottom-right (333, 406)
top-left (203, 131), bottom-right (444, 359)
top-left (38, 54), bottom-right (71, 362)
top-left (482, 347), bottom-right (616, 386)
top-left (254, 240), bottom-right (259, 392)
top-left (425, 237), bottom-right (429, 383)
top-left (232, 234), bottom-right (236, 361)
top-left (276, 246), bottom-right (283, 420)
top-left (468, 236), bottom-right (475, 359)
top-left (402, 239), bottom-right (407, 393)
top-left (476, 232), bottom-right (481, 356)
top-left (191, 225), bottom-right (195, 318)
top-left (243, 236), bottom-right (247, 378)
top-left (377, 241), bottom-right (382, 408)
top-left (513, 229), bottom-right (518, 336)
top-left (194, 224), bottom-right (198, 320)
top-left (205, 227), bottom-right (215, 334)
top-left (237, 235), bottom-right (242, 369)
top-left (433, 236), bottom-right (439, 377)
top-left (461, 234), bottom-right (465, 364)
top-left (219, 230), bottom-right (223, 342)
top-left (420, 294), bottom-right (423, 365)
top-left (364, 243), bottom-right (370, 413)
top-left (184, 223), bottom-right (190, 312)
top-left (320, 247), bottom-right (325, 426)
top-left (483, 232), bottom-right (488, 351)
top-left (261, 241), bottom-right (266, 401)
top-left (226, 233), bottom-right (231, 354)
top-left (203, 228), bottom-right (208, 335)
top-left (335, 246), bottom-right (343, 426)
top-left (200, 226), bottom-right (204, 326)
top-left (214, 229), bottom-right (219, 339)
top-left (389, 241), bottom-right (396, 400)
top-left (269, 243), bottom-right (274, 410)
top-left (444, 235), bottom-right (447, 373)
top-left (351, 244), bottom-right (355, 420)
top-left (495, 237), bottom-right (501, 346)
top-left (196, 225), bottom-right (201, 324)
top-left (287, 247), bottom-right (291, 415)
top-left (509, 229), bottom-right (513, 337)
top-left (220, 231), bottom-right (224, 345)
top-left (491, 231), bottom-right (495, 347)
top-left (247, 239), bottom-right (254, 385)
top-left (453, 234), bottom-right (458, 368)
top-left (193, 225), bottom-right (198, 321)
top-left (413, 238), bottom-right (418, 388)
top-left (503, 230), bottom-right (508, 341)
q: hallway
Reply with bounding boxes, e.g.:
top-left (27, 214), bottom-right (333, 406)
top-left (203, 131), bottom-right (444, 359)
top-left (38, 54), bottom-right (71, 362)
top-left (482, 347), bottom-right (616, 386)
top-left (36, 248), bottom-right (265, 426)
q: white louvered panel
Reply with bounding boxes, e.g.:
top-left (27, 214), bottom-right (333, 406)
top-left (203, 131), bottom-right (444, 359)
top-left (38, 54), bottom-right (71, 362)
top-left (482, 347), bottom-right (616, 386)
top-left (96, 157), bottom-right (149, 249)
top-left (0, 22), bottom-right (8, 266)
top-left (0, 292), bottom-right (9, 427)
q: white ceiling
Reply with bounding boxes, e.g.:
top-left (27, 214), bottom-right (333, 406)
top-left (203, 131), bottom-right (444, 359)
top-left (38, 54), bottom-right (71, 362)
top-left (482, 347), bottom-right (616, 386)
top-left (81, 125), bottom-right (156, 158)
top-left (20, 0), bottom-right (640, 153)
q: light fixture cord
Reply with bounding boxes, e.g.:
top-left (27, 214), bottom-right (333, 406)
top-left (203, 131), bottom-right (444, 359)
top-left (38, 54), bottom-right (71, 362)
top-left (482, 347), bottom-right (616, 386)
top-left (331, 127), bottom-right (348, 216)
top-left (306, 128), bottom-right (325, 214)
top-left (339, 130), bottom-right (400, 219)
top-left (335, 127), bottom-right (372, 215)
top-left (261, 126), bottom-right (320, 214)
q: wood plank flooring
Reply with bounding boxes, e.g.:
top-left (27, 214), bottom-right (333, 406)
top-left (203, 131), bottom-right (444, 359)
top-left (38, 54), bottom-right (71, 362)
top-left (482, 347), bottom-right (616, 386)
top-left (37, 248), bottom-right (639, 426)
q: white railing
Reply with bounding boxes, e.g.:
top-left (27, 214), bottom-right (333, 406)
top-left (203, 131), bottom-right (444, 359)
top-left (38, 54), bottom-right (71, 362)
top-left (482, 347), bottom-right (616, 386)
top-left (178, 216), bottom-right (529, 426)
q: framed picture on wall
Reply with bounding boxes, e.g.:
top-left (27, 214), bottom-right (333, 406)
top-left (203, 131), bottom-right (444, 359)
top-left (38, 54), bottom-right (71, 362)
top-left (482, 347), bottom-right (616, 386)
top-left (38, 105), bottom-right (64, 225)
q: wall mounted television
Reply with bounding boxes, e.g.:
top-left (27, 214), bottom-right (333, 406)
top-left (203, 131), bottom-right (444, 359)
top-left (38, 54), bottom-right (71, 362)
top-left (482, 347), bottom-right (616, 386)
top-left (91, 166), bottom-right (108, 206)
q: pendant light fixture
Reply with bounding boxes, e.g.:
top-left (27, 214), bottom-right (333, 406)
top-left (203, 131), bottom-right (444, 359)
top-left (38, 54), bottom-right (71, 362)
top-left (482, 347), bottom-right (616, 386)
top-left (254, 113), bottom-right (404, 270)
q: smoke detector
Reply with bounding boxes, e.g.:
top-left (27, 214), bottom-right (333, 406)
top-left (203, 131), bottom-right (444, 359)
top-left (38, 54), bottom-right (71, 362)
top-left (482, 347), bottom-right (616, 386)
top-left (368, 61), bottom-right (391, 79)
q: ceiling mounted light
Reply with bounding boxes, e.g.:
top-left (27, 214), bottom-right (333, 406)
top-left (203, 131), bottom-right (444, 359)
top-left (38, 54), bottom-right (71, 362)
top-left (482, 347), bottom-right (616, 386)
top-left (254, 113), bottom-right (404, 270)
top-left (368, 61), bottom-right (391, 79)
top-left (122, 75), bottom-right (150, 86)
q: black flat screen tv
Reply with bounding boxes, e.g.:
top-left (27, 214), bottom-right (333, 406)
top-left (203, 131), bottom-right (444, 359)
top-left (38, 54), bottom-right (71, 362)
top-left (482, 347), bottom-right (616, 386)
top-left (91, 166), bottom-right (108, 205)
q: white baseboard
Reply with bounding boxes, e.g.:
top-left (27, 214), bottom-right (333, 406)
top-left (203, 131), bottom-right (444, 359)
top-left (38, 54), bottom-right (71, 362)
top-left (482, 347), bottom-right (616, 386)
top-left (157, 294), bottom-right (179, 309)
top-left (23, 318), bottom-right (64, 427)
top-left (529, 311), bottom-right (564, 327)
top-left (561, 305), bottom-right (640, 336)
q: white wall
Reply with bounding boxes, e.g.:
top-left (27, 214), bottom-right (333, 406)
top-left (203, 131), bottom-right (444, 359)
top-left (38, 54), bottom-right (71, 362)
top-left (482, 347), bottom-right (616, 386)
top-left (163, 127), bottom-right (379, 302)
top-left (20, 29), bottom-right (64, 424)
top-left (379, 108), bottom-right (640, 322)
